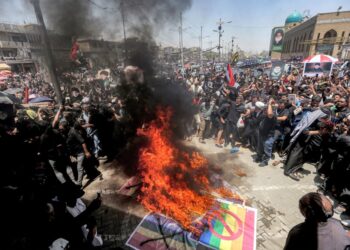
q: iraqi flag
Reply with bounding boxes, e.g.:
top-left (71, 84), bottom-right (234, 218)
top-left (226, 63), bottom-right (236, 87)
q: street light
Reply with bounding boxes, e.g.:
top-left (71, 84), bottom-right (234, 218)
top-left (213, 19), bottom-right (232, 62)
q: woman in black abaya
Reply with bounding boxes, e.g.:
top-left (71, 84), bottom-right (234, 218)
top-left (284, 109), bottom-right (333, 181)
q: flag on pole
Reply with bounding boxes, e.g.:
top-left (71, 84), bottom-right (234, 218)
top-left (226, 64), bottom-right (236, 87)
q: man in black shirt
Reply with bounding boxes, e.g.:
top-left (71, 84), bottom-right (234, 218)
top-left (256, 98), bottom-right (277, 167)
top-left (224, 96), bottom-right (245, 150)
top-left (274, 100), bottom-right (291, 153)
top-left (66, 122), bottom-right (92, 186)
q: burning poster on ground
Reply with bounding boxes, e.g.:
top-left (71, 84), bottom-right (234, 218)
top-left (126, 201), bottom-right (257, 250)
top-left (136, 107), bottom-right (242, 232)
top-left (126, 213), bottom-right (197, 250)
top-left (126, 106), bottom-right (256, 250)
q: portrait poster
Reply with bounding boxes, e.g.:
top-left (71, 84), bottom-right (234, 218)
top-left (270, 27), bottom-right (284, 52)
top-left (303, 62), bottom-right (333, 77)
top-left (270, 61), bottom-right (285, 80)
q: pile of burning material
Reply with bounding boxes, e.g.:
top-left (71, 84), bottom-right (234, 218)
top-left (136, 107), bottom-right (242, 232)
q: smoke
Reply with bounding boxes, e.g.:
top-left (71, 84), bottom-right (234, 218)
top-left (39, 0), bottom-right (195, 142)
top-left (41, 0), bottom-right (103, 37)
top-left (40, 0), bottom-right (192, 40)
top-left (40, 0), bottom-right (192, 76)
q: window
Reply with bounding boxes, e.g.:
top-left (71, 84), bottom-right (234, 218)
top-left (12, 34), bottom-right (27, 43)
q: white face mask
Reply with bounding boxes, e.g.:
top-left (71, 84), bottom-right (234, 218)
top-left (72, 92), bottom-right (79, 97)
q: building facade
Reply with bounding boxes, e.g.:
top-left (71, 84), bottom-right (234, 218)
top-left (280, 11), bottom-right (350, 60)
top-left (0, 23), bottom-right (37, 72)
top-left (77, 39), bottom-right (121, 67)
top-left (0, 22), bottom-right (123, 76)
top-left (269, 11), bottom-right (304, 60)
top-left (0, 22), bottom-right (73, 75)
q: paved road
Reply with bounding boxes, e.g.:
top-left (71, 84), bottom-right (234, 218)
top-left (83, 137), bottom-right (322, 250)
top-left (187, 138), bottom-right (318, 250)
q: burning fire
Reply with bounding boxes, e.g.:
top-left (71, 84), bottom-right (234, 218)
top-left (137, 107), bottom-right (241, 230)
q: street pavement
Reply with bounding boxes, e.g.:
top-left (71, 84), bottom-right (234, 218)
top-left (83, 136), bottom-right (323, 250)
top-left (188, 138), bottom-right (318, 250)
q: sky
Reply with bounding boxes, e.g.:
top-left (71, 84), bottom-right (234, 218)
top-left (1, 0), bottom-right (350, 52)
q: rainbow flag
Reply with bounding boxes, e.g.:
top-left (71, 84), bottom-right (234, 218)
top-left (199, 202), bottom-right (257, 250)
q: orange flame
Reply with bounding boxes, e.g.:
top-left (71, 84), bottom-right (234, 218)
top-left (137, 107), bottom-right (241, 230)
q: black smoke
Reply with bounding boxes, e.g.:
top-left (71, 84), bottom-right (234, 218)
top-left (40, 0), bottom-right (192, 40)
top-left (41, 0), bottom-right (103, 37)
top-left (40, 0), bottom-right (192, 77)
top-left (40, 0), bottom-right (195, 152)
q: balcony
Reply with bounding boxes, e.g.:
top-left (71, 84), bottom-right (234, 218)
top-left (0, 41), bottom-right (30, 48)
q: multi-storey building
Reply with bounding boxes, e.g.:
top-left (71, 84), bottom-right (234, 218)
top-left (270, 10), bottom-right (350, 60)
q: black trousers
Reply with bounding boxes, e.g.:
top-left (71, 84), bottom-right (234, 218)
top-left (224, 121), bottom-right (238, 146)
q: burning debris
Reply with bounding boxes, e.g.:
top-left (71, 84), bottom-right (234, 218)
top-left (137, 107), bottom-right (242, 231)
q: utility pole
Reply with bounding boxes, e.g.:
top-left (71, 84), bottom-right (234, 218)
top-left (200, 26), bottom-right (203, 67)
top-left (120, 0), bottom-right (128, 65)
top-left (179, 12), bottom-right (184, 71)
top-left (218, 19), bottom-right (222, 62)
top-left (231, 37), bottom-right (235, 53)
top-left (213, 18), bottom-right (231, 62)
top-left (30, 0), bottom-right (62, 104)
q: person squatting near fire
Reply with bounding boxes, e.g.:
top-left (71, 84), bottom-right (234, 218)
top-left (178, 61), bottom-right (350, 225)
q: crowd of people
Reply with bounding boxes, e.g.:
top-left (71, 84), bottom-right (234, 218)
top-left (284, 192), bottom-right (350, 249)
top-left (180, 61), bottom-right (350, 217)
top-left (0, 65), bottom-right (134, 249)
top-left (1, 57), bottom-right (350, 249)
